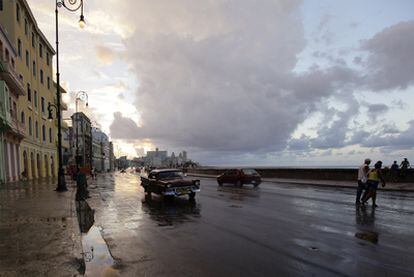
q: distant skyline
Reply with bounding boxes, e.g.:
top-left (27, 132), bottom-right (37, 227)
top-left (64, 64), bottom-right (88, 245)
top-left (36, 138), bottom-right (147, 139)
top-left (28, 0), bottom-right (414, 166)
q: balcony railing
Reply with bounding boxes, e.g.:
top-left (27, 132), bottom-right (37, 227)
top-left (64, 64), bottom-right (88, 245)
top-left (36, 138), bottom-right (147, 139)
top-left (0, 60), bottom-right (25, 96)
top-left (3, 114), bottom-right (26, 139)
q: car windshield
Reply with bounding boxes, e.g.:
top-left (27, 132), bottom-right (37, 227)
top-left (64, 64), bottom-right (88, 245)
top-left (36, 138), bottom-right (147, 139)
top-left (242, 169), bottom-right (258, 175)
top-left (157, 171), bottom-right (185, 179)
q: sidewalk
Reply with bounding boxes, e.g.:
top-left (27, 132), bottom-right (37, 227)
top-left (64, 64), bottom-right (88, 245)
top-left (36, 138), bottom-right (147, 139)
top-left (0, 178), bottom-right (84, 277)
top-left (188, 173), bottom-right (414, 192)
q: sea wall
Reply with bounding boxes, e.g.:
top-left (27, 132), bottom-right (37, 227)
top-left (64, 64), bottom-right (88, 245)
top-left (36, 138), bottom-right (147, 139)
top-left (187, 167), bottom-right (414, 183)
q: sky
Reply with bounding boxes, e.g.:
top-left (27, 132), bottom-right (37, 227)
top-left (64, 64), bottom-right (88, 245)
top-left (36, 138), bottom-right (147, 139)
top-left (28, 0), bottom-right (414, 166)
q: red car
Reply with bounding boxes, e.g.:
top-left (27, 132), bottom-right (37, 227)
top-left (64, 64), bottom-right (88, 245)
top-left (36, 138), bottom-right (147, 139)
top-left (217, 168), bottom-right (261, 187)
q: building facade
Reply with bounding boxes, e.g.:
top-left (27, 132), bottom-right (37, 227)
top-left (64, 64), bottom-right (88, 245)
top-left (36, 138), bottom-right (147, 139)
top-left (0, 0), bottom-right (60, 180)
top-left (71, 112), bottom-right (92, 169)
top-left (91, 127), bottom-right (111, 172)
top-left (0, 24), bottom-right (26, 182)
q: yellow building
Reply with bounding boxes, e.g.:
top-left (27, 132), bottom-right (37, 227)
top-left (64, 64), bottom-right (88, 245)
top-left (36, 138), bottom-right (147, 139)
top-left (0, 0), bottom-right (59, 180)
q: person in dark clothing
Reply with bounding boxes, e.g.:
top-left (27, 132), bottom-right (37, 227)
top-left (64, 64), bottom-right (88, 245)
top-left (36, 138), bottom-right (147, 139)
top-left (390, 161), bottom-right (399, 182)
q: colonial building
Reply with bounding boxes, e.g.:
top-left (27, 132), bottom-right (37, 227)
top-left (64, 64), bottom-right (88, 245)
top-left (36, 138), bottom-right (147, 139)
top-left (91, 127), bottom-right (108, 172)
top-left (0, 24), bottom-right (25, 182)
top-left (0, 0), bottom-right (62, 180)
top-left (71, 112), bottom-right (92, 168)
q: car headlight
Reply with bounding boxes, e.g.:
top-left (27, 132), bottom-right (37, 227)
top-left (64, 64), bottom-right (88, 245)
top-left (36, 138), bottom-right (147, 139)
top-left (194, 180), bottom-right (200, 186)
top-left (166, 183), bottom-right (172, 188)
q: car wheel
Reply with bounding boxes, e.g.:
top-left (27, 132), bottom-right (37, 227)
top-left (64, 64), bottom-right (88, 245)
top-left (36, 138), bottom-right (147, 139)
top-left (236, 180), bottom-right (242, 187)
top-left (253, 183), bottom-right (259, 188)
top-left (218, 181), bottom-right (223, 186)
top-left (189, 192), bottom-right (196, 201)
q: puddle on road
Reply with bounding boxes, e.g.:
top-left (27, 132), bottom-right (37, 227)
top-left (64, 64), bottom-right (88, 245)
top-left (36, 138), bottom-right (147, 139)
top-left (82, 226), bottom-right (119, 276)
top-left (141, 197), bottom-right (201, 227)
top-left (77, 200), bottom-right (119, 276)
top-left (355, 231), bottom-right (379, 244)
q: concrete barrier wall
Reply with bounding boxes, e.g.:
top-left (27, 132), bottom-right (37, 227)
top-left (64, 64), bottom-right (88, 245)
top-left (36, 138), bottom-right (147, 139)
top-left (187, 168), bottom-right (414, 183)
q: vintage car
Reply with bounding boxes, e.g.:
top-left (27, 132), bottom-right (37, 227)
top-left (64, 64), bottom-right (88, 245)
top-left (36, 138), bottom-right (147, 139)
top-left (140, 169), bottom-right (200, 200)
top-left (217, 168), bottom-right (261, 187)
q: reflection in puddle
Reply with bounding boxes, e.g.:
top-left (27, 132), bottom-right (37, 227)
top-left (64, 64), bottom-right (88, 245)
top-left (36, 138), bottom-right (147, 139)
top-left (77, 200), bottom-right (119, 276)
top-left (82, 226), bottom-right (119, 276)
top-left (77, 200), bottom-right (95, 233)
top-left (217, 186), bottom-right (260, 201)
top-left (141, 197), bottom-right (201, 226)
top-left (355, 231), bottom-right (379, 244)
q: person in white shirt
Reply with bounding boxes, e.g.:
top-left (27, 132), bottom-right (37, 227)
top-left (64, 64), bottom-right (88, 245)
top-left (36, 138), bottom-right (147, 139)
top-left (356, 159), bottom-right (371, 204)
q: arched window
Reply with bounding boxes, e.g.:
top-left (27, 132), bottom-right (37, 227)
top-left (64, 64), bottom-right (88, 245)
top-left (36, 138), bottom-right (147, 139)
top-left (17, 39), bottom-right (22, 57)
top-left (27, 83), bottom-right (31, 102)
top-left (42, 125), bottom-right (46, 142)
top-left (28, 117), bottom-right (32, 135)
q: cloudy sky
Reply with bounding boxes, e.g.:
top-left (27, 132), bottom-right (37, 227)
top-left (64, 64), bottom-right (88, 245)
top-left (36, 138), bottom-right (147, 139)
top-left (28, 0), bottom-right (414, 166)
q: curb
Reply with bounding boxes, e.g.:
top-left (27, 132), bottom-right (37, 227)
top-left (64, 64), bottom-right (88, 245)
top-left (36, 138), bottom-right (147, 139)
top-left (188, 174), bottom-right (414, 192)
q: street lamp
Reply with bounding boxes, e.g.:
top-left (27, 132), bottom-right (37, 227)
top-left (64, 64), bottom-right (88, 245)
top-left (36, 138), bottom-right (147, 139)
top-left (55, 0), bottom-right (85, 192)
top-left (75, 91), bottom-right (88, 168)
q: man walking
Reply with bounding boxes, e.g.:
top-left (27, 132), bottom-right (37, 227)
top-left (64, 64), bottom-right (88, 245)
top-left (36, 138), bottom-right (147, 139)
top-left (356, 158), bottom-right (371, 205)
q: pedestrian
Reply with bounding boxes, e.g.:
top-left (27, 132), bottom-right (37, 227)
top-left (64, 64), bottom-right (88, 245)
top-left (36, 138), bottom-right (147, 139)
top-left (400, 158), bottom-right (410, 178)
top-left (91, 167), bottom-right (96, 180)
top-left (390, 161), bottom-right (399, 182)
top-left (362, 161), bottom-right (386, 208)
top-left (356, 158), bottom-right (371, 205)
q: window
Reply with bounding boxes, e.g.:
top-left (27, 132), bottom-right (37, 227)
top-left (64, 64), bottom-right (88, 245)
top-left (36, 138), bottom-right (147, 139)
top-left (42, 125), bottom-right (46, 141)
top-left (29, 117), bottom-right (32, 135)
top-left (25, 50), bottom-right (29, 67)
top-left (35, 121), bottom-right (39, 138)
top-left (41, 97), bottom-right (45, 113)
top-left (0, 0), bottom-right (3, 11)
top-left (40, 69), bottom-right (43, 83)
top-left (21, 111), bottom-right (25, 124)
top-left (46, 52), bottom-right (50, 66)
top-left (33, 61), bottom-right (36, 76)
top-left (47, 77), bottom-right (50, 89)
top-left (16, 3), bottom-right (20, 22)
top-left (49, 128), bottom-right (52, 143)
top-left (17, 39), bottom-right (22, 57)
top-left (24, 19), bottom-right (28, 35)
top-left (27, 84), bottom-right (31, 102)
top-left (32, 32), bottom-right (35, 47)
top-left (34, 91), bottom-right (38, 108)
top-left (39, 44), bottom-right (43, 58)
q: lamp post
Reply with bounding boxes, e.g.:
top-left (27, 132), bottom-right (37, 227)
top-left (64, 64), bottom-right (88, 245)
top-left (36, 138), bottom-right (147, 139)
top-left (75, 91), bottom-right (88, 168)
top-left (55, 0), bottom-right (85, 192)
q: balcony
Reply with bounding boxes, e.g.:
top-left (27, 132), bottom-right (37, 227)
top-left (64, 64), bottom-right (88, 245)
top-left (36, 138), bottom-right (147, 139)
top-left (10, 117), bottom-right (25, 139)
top-left (0, 60), bottom-right (25, 96)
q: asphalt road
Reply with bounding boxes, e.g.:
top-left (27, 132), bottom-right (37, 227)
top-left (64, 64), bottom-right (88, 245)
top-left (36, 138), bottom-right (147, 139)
top-left (84, 172), bottom-right (414, 277)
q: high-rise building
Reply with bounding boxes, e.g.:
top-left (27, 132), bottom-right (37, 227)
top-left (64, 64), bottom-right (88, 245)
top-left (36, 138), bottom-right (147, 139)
top-left (0, 1), bottom-right (61, 180)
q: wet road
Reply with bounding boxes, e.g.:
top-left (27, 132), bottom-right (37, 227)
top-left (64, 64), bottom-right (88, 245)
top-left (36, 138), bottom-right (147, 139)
top-left (85, 172), bottom-right (414, 276)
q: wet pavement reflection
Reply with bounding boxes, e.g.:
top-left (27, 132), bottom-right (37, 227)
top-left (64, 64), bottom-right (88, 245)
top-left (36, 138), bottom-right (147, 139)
top-left (84, 172), bottom-right (414, 276)
top-left (141, 197), bottom-right (201, 227)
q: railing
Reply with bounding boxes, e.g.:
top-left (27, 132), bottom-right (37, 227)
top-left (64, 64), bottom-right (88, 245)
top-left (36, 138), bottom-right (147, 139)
top-left (0, 60), bottom-right (25, 96)
top-left (10, 117), bottom-right (26, 138)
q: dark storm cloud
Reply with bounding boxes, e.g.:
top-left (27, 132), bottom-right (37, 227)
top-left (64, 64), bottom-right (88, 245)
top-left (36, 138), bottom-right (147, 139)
top-left (107, 1), bottom-right (414, 156)
top-left (109, 112), bottom-right (142, 140)
top-left (362, 20), bottom-right (414, 91)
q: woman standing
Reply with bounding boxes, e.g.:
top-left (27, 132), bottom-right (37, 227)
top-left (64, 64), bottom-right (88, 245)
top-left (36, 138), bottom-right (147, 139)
top-left (362, 161), bottom-right (386, 207)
